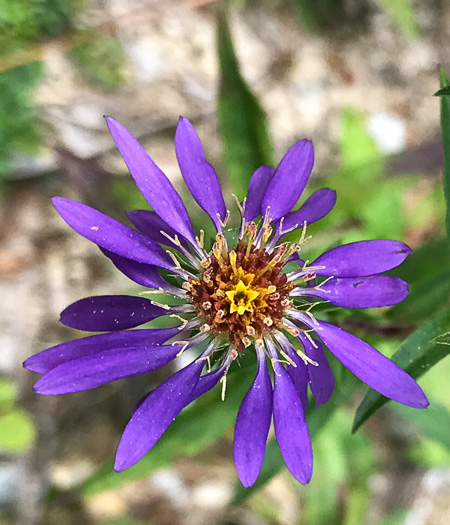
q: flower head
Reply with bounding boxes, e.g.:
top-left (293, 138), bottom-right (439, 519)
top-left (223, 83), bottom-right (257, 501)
top-left (24, 116), bottom-right (428, 488)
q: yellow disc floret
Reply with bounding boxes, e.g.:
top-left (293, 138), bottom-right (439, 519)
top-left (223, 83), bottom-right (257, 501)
top-left (225, 280), bottom-right (260, 315)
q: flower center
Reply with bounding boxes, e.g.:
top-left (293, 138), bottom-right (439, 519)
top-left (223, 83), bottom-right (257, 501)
top-left (226, 280), bottom-right (260, 315)
top-left (186, 231), bottom-right (294, 350)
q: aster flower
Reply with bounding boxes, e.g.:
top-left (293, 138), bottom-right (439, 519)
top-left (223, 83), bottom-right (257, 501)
top-left (24, 116), bottom-right (428, 488)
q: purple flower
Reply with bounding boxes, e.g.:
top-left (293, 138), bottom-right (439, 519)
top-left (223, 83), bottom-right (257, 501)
top-left (24, 116), bottom-right (428, 488)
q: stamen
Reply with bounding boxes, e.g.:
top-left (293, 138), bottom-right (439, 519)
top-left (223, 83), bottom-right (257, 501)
top-left (167, 250), bottom-right (181, 269)
top-left (196, 229), bottom-right (205, 250)
top-left (246, 325), bottom-right (256, 336)
top-left (314, 275), bottom-right (334, 292)
top-left (278, 348), bottom-right (297, 368)
top-left (182, 282), bottom-right (194, 292)
top-left (219, 374), bottom-right (228, 401)
top-left (200, 258), bottom-right (211, 269)
top-left (160, 230), bottom-right (180, 246)
top-left (150, 300), bottom-right (171, 310)
top-left (243, 223), bottom-right (257, 257)
top-left (229, 250), bottom-right (238, 275)
top-left (302, 330), bottom-right (319, 350)
top-left (217, 210), bottom-right (231, 229)
top-left (232, 194), bottom-right (247, 240)
top-left (286, 261), bottom-right (325, 281)
top-left (298, 221), bottom-right (310, 245)
top-left (175, 331), bottom-right (209, 356)
top-left (174, 340), bottom-right (190, 357)
top-left (281, 318), bottom-right (301, 336)
top-left (253, 244), bottom-right (287, 280)
top-left (138, 285), bottom-right (187, 299)
top-left (169, 314), bottom-right (189, 329)
top-left (232, 194), bottom-right (246, 216)
top-left (273, 330), bottom-right (318, 367)
top-left (270, 358), bottom-right (287, 374)
top-left (254, 206), bottom-right (271, 247)
top-left (160, 230), bottom-right (202, 270)
top-left (303, 309), bottom-right (320, 326)
top-left (259, 225), bottom-right (273, 250)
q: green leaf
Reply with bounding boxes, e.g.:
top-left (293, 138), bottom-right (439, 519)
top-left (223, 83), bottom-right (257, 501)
top-left (352, 309), bottom-right (450, 432)
top-left (435, 85), bottom-right (450, 97)
top-left (439, 67), bottom-right (450, 248)
top-left (0, 409), bottom-right (35, 453)
top-left (216, 7), bottom-right (274, 196)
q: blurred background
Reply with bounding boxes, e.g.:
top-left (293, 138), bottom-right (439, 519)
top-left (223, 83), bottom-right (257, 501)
top-left (1, 0), bottom-right (449, 524)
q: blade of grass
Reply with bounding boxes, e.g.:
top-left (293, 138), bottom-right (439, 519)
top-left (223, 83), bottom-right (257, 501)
top-left (437, 67), bottom-right (450, 249)
top-left (216, 6), bottom-right (274, 197)
top-left (353, 308), bottom-right (450, 433)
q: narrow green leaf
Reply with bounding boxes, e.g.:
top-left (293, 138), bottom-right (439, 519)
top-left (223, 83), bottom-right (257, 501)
top-left (216, 7), bottom-right (274, 196)
top-left (439, 67), bottom-right (450, 247)
top-left (435, 85), bottom-right (450, 97)
top-left (352, 309), bottom-right (450, 432)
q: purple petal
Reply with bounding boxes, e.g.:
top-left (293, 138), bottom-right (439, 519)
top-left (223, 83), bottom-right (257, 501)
top-left (285, 350), bottom-right (309, 412)
top-left (298, 334), bottom-right (334, 408)
top-left (277, 188), bottom-right (336, 232)
top-left (272, 359), bottom-right (313, 484)
top-left (23, 327), bottom-right (180, 374)
top-left (126, 210), bottom-right (190, 251)
top-left (244, 165), bottom-right (275, 221)
top-left (34, 343), bottom-right (184, 395)
top-left (234, 347), bottom-right (273, 488)
top-left (293, 275), bottom-right (409, 308)
top-left (286, 252), bottom-right (305, 266)
top-left (101, 248), bottom-right (180, 293)
top-left (175, 117), bottom-right (226, 230)
top-left (105, 117), bottom-right (196, 246)
top-left (52, 197), bottom-right (173, 270)
top-left (60, 295), bottom-right (168, 331)
top-left (312, 240), bottom-right (412, 277)
top-left (114, 358), bottom-right (204, 471)
top-left (187, 363), bottom-right (228, 404)
top-left (262, 140), bottom-right (314, 221)
top-left (298, 314), bottom-right (429, 409)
